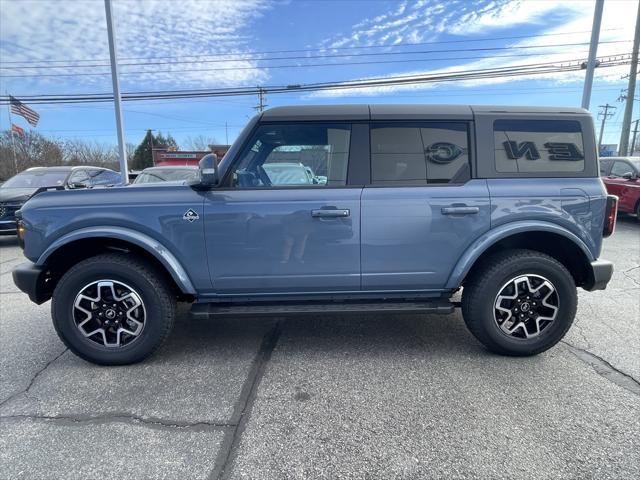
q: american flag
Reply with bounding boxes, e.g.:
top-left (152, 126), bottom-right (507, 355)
top-left (10, 96), bottom-right (39, 126)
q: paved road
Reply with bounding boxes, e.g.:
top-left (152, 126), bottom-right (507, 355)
top-left (1, 217), bottom-right (638, 479)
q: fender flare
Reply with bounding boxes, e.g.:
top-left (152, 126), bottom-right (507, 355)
top-left (37, 226), bottom-right (197, 295)
top-left (445, 221), bottom-right (595, 289)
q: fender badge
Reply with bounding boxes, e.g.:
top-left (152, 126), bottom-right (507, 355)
top-left (183, 209), bottom-right (200, 222)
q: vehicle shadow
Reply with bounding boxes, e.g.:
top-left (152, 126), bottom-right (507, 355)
top-left (0, 236), bottom-right (20, 248)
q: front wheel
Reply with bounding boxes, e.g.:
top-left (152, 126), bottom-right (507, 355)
top-left (461, 249), bottom-right (577, 356)
top-left (52, 253), bottom-right (176, 365)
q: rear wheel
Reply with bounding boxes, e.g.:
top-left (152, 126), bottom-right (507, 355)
top-left (52, 253), bottom-right (176, 365)
top-left (461, 249), bottom-right (577, 356)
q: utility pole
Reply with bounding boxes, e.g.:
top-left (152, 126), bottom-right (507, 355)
top-left (225, 121), bottom-right (229, 145)
top-left (104, 0), bottom-right (128, 184)
top-left (598, 104), bottom-right (616, 151)
top-left (254, 88), bottom-right (267, 113)
top-left (631, 119), bottom-right (639, 155)
top-left (582, 0), bottom-right (605, 110)
top-left (619, 1), bottom-right (640, 155)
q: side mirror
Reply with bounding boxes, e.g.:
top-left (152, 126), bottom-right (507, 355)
top-left (68, 182), bottom-right (88, 189)
top-left (198, 153), bottom-right (219, 187)
top-left (622, 172), bottom-right (635, 180)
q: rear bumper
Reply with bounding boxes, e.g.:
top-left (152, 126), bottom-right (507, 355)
top-left (583, 259), bottom-right (614, 291)
top-left (12, 262), bottom-right (51, 304)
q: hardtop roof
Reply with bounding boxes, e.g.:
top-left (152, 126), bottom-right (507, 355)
top-left (260, 104), bottom-right (589, 121)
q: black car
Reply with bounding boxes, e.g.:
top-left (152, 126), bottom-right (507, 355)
top-left (0, 166), bottom-right (119, 235)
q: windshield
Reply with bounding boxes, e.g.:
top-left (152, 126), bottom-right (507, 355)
top-left (2, 170), bottom-right (68, 188)
top-left (630, 159), bottom-right (640, 171)
top-left (133, 169), bottom-right (199, 184)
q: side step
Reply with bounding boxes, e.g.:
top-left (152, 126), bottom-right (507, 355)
top-left (190, 300), bottom-right (454, 319)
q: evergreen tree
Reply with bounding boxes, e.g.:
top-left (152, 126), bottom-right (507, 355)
top-left (132, 130), bottom-right (155, 170)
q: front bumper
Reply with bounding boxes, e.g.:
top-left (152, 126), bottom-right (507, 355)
top-left (0, 219), bottom-right (17, 235)
top-left (12, 262), bottom-right (51, 304)
top-left (583, 259), bottom-right (614, 291)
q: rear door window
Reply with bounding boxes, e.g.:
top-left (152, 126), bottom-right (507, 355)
top-left (493, 119), bottom-right (585, 173)
top-left (370, 122), bottom-right (470, 185)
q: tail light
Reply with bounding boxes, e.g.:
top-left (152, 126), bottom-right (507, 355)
top-left (603, 195), bottom-right (618, 238)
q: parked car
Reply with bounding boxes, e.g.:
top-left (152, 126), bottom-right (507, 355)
top-left (261, 162), bottom-right (316, 185)
top-left (599, 156), bottom-right (640, 219)
top-left (13, 105), bottom-right (616, 365)
top-left (0, 166), bottom-right (119, 235)
top-left (132, 166), bottom-right (200, 185)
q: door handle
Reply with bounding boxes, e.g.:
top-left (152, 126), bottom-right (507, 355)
top-left (441, 206), bottom-right (480, 215)
top-left (311, 208), bottom-right (350, 218)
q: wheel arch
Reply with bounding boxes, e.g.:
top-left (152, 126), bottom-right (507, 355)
top-left (446, 222), bottom-right (595, 290)
top-left (38, 227), bottom-right (196, 298)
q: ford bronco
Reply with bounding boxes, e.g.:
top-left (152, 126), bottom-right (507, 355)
top-left (12, 105), bottom-right (617, 365)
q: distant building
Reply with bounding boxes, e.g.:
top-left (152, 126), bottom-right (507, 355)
top-left (153, 145), bottom-right (230, 166)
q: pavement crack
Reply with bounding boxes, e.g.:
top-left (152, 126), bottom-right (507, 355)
top-left (0, 413), bottom-right (233, 432)
top-left (0, 348), bottom-right (68, 409)
top-left (209, 320), bottom-right (284, 480)
top-left (562, 341), bottom-right (640, 396)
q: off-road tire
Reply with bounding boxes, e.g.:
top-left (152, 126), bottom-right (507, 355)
top-left (461, 249), bottom-right (577, 356)
top-left (52, 253), bottom-right (176, 365)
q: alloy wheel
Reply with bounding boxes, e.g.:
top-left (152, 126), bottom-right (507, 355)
top-left (72, 280), bottom-right (146, 348)
top-left (493, 274), bottom-right (559, 339)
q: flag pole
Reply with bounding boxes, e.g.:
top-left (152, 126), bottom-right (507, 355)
top-left (6, 92), bottom-right (18, 174)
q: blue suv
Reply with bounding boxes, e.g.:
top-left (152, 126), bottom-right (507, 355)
top-left (12, 105), bottom-right (617, 365)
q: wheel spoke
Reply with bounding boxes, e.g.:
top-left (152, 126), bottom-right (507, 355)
top-left (73, 280), bottom-right (146, 348)
top-left (493, 274), bottom-right (559, 340)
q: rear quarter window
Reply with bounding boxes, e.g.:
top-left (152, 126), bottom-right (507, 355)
top-left (494, 119), bottom-right (585, 174)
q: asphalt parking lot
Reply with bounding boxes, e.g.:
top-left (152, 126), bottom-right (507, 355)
top-left (0, 217), bottom-right (638, 480)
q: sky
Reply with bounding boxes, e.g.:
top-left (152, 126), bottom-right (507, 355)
top-left (0, 0), bottom-right (638, 149)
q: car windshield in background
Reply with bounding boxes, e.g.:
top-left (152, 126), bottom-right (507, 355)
top-left (629, 159), bottom-right (640, 171)
top-left (2, 171), bottom-right (68, 188)
top-left (133, 169), bottom-right (199, 184)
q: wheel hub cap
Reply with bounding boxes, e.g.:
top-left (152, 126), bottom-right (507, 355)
top-left (493, 274), bottom-right (559, 339)
top-left (73, 280), bottom-right (146, 348)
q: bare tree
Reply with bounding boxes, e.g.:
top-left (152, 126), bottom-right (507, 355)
top-left (183, 134), bottom-right (218, 151)
top-left (0, 130), bottom-right (64, 180)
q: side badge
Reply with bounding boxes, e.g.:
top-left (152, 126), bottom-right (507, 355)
top-left (183, 209), bottom-right (200, 222)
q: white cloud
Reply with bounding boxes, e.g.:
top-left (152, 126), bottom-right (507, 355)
top-left (311, 0), bottom-right (637, 98)
top-left (0, 0), bottom-right (273, 91)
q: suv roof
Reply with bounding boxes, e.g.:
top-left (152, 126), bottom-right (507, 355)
top-left (25, 166), bottom-right (111, 172)
top-left (261, 104), bottom-right (589, 121)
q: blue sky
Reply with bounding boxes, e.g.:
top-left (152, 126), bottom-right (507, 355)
top-left (0, 0), bottom-right (637, 149)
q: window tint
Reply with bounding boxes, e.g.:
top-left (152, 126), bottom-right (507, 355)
top-left (370, 122), bottom-right (470, 185)
top-left (494, 119), bottom-right (585, 173)
top-left (231, 124), bottom-right (351, 187)
top-left (610, 161), bottom-right (634, 177)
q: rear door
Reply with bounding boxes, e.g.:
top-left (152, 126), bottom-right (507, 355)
top-left (361, 120), bottom-right (490, 291)
top-left (203, 122), bottom-right (365, 294)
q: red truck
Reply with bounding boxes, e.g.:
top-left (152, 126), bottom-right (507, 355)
top-left (600, 157), bottom-right (640, 220)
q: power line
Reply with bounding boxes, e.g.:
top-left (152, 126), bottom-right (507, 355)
top-left (0, 40), bottom-right (631, 73)
top-left (1, 28), bottom-right (623, 66)
top-left (6, 49), bottom-right (628, 79)
top-left (0, 55), bottom-right (631, 106)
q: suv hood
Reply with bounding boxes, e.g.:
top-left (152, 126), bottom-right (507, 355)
top-left (0, 187), bottom-right (38, 204)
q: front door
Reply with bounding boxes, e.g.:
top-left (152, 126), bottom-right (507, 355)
top-left (204, 122), bottom-right (361, 294)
